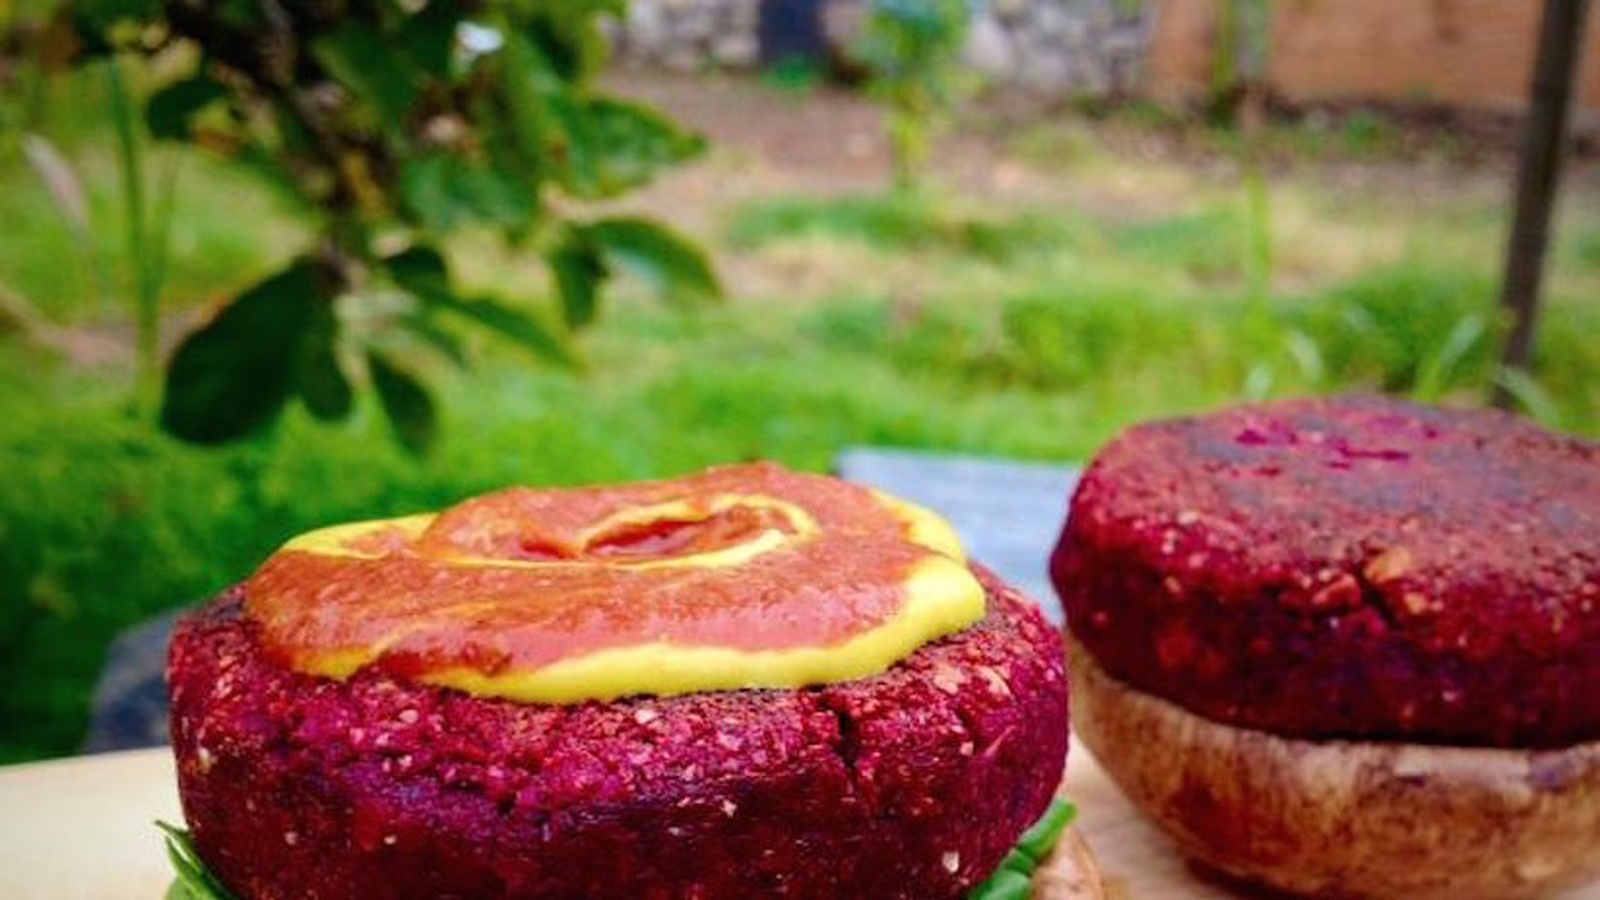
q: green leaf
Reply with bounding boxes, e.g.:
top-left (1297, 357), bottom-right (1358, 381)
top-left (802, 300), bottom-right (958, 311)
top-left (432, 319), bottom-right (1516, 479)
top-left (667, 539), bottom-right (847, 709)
top-left (383, 244), bottom-right (572, 366)
top-left (547, 226), bottom-right (606, 328)
top-left (430, 293), bottom-right (578, 368)
top-left (312, 25), bottom-right (419, 134)
top-left (499, 30), bottom-right (701, 201)
top-left (522, 2), bottom-right (624, 82)
top-left (489, 29), bottom-right (554, 192)
top-left (587, 97), bottom-right (706, 191)
top-left (993, 848), bottom-right (1033, 876)
top-left (399, 156), bottom-right (470, 231)
top-left (157, 822), bottom-right (238, 900)
top-left (549, 97), bottom-right (705, 199)
top-left (70, 0), bottom-right (160, 53)
top-left (212, 0), bottom-right (264, 31)
top-left (293, 298), bottom-right (353, 421)
top-left (581, 217), bottom-right (720, 307)
top-left (384, 244), bottom-right (450, 300)
top-left (382, 246), bottom-right (470, 366)
top-left (146, 74), bottom-right (227, 141)
top-left (964, 800), bottom-right (1077, 900)
top-left (368, 350), bottom-right (437, 455)
top-left (1014, 799), bottom-right (1077, 862)
top-left (400, 312), bottom-right (470, 368)
top-left (965, 868), bottom-right (1032, 900)
top-left (543, 93), bottom-right (599, 195)
top-left (400, 154), bottom-right (536, 233)
top-left (161, 259), bottom-right (333, 443)
top-left (398, 1), bottom-right (463, 81)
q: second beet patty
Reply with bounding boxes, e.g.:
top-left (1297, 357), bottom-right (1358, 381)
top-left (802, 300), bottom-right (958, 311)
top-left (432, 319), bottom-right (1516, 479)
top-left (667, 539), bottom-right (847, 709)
top-left (1052, 394), bottom-right (1600, 748)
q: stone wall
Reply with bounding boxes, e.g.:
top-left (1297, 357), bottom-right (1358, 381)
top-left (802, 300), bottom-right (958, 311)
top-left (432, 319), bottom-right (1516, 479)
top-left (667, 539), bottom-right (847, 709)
top-left (964, 0), bottom-right (1153, 96)
top-left (610, 0), bottom-right (764, 71)
top-left (610, 0), bottom-right (1158, 99)
top-left (612, 0), bottom-right (1600, 121)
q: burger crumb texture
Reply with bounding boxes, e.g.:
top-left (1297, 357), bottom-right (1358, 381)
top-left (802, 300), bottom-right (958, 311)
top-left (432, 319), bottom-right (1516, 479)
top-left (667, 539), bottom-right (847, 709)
top-left (169, 567), bottom-right (1067, 900)
top-left (1053, 394), bottom-right (1600, 748)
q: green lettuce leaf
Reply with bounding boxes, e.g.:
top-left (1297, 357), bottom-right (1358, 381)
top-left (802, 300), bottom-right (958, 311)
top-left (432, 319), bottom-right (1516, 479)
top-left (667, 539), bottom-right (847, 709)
top-left (967, 799), bottom-right (1079, 899)
top-left (157, 822), bottom-right (237, 900)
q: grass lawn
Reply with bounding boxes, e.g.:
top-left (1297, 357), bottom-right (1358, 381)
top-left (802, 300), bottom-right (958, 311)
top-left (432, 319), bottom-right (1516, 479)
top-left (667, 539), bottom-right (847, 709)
top-left (3, 69), bottom-right (1599, 762)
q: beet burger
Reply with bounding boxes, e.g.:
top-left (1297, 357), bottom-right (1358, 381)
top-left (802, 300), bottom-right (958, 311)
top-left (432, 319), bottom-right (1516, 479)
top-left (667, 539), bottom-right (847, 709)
top-left (167, 462), bottom-right (1077, 899)
top-left (1053, 396), bottom-right (1600, 899)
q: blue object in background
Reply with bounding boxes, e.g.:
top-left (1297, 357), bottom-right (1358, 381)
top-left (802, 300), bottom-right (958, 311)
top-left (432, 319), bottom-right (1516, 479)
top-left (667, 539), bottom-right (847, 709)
top-left (758, 0), bottom-right (828, 66)
top-left (836, 447), bottom-right (1079, 624)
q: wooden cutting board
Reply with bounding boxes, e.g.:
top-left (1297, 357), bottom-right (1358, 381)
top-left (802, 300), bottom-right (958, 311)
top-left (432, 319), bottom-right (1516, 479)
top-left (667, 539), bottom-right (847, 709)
top-left (0, 738), bottom-right (1594, 900)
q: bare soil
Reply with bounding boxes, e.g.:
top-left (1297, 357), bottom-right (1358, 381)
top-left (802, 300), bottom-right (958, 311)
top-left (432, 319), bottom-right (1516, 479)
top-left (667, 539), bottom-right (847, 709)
top-left (604, 71), bottom-right (1600, 306)
top-left (610, 71), bottom-right (1600, 214)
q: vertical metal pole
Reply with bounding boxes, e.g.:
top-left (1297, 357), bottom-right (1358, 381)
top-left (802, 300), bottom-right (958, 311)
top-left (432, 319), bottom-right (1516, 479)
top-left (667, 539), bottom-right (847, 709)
top-left (1495, 0), bottom-right (1591, 408)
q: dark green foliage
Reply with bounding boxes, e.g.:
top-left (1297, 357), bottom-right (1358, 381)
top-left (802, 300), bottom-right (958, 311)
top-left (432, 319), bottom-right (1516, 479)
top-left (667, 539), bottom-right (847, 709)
top-left (1287, 267), bottom-right (1498, 393)
top-left (143, 74), bottom-right (226, 141)
top-left (891, 304), bottom-right (1000, 380)
top-left (399, 153), bottom-right (538, 234)
top-left (295, 298), bottom-right (356, 422)
top-left (581, 217), bottom-right (721, 308)
top-left (382, 241), bottom-right (576, 367)
top-left (548, 225), bottom-right (606, 328)
top-left (161, 259), bottom-right (337, 443)
top-left (65, 0), bottom-right (718, 451)
top-left (558, 97), bottom-right (709, 198)
top-left (368, 351), bottom-right (437, 454)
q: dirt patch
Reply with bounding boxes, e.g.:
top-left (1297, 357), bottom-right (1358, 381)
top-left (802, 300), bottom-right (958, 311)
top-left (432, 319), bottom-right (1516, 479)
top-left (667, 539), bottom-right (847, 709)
top-left (603, 71), bottom-right (1600, 305)
top-left (625, 69), bottom-right (1600, 186)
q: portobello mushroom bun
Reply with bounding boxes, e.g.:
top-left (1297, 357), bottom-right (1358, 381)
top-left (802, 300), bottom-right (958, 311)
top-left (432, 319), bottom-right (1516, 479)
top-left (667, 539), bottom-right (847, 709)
top-left (1052, 396), bottom-right (1600, 900)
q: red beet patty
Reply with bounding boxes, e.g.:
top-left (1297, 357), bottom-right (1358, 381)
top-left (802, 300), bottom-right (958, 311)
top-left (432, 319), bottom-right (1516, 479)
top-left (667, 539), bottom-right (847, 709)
top-left (168, 566), bottom-right (1067, 900)
top-left (1052, 395), bottom-right (1600, 749)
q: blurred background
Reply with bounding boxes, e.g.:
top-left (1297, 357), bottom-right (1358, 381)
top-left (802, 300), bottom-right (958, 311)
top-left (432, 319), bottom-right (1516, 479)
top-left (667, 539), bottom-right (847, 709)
top-left (1, 0), bottom-right (1597, 763)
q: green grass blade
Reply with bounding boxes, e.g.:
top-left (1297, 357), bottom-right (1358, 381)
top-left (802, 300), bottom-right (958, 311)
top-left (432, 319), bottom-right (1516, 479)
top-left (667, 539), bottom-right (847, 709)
top-left (1413, 313), bottom-right (1486, 402)
top-left (1494, 367), bottom-right (1565, 429)
top-left (105, 54), bottom-right (160, 403)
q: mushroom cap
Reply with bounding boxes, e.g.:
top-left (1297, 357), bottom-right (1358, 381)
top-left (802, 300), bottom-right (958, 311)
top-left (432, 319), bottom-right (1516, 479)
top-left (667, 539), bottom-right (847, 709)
top-left (1068, 634), bottom-right (1600, 900)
